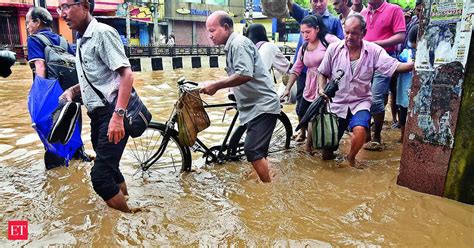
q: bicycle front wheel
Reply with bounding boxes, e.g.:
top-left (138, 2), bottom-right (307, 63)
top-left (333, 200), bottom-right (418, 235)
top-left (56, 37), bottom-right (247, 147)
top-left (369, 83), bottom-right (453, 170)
top-left (227, 111), bottom-right (293, 158)
top-left (122, 122), bottom-right (192, 173)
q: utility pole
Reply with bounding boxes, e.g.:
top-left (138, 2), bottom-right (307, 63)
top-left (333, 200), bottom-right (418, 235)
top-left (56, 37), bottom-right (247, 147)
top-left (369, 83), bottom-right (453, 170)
top-left (152, 0), bottom-right (160, 45)
top-left (125, 2), bottom-right (131, 46)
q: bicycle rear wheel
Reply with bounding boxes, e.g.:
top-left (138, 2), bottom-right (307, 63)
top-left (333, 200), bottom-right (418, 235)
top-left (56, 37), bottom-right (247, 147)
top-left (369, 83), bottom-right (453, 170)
top-left (122, 122), bottom-right (192, 173)
top-left (227, 111), bottom-right (292, 158)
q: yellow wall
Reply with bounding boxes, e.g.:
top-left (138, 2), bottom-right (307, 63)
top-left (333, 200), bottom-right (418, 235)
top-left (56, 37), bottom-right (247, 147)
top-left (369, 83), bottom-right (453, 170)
top-left (19, 16), bottom-right (27, 46)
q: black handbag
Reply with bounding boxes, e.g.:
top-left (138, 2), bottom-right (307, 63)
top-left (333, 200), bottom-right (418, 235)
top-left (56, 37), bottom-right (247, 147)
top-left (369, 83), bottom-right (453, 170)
top-left (78, 47), bottom-right (152, 138)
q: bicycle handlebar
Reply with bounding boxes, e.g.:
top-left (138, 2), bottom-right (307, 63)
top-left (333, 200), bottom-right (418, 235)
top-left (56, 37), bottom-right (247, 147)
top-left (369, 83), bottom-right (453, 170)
top-left (177, 77), bottom-right (198, 86)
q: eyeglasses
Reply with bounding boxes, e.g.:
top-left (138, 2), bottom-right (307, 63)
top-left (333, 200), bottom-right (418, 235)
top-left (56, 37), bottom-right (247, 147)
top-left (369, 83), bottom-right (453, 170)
top-left (56, 2), bottom-right (81, 14)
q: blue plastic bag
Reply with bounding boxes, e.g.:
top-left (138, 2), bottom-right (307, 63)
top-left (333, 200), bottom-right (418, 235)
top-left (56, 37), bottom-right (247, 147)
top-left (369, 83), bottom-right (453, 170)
top-left (27, 76), bottom-right (83, 164)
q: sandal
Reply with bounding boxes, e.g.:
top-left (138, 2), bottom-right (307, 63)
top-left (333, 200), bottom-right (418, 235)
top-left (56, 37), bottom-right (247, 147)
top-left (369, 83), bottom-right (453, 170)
top-left (363, 141), bottom-right (384, 151)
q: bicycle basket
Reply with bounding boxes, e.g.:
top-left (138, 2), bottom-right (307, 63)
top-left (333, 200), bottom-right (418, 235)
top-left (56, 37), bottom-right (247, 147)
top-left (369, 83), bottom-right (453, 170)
top-left (176, 89), bottom-right (210, 146)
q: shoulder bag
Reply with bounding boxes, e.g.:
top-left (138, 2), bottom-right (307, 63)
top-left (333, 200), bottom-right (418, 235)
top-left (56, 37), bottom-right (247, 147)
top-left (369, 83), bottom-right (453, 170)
top-left (78, 47), bottom-right (152, 138)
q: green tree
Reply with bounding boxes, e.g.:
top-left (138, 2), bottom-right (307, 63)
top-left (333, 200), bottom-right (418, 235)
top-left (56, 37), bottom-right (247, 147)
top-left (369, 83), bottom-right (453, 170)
top-left (294, 0), bottom-right (310, 8)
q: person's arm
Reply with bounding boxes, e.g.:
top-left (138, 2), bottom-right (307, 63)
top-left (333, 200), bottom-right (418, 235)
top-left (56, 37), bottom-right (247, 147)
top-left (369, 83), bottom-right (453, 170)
top-left (287, 0), bottom-right (294, 13)
top-left (374, 7), bottom-right (406, 48)
top-left (373, 32), bottom-right (406, 48)
top-left (281, 73), bottom-right (298, 100)
top-left (108, 66), bottom-right (134, 144)
top-left (59, 84), bottom-right (81, 102)
top-left (395, 61), bottom-right (414, 73)
top-left (27, 37), bottom-right (47, 78)
top-left (332, 19), bottom-right (345, 40)
top-left (97, 28), bottom-right (134, 144)
top-left (317, 72), bottom-right (329, 99)
top-left (269, 43), bottom-right (290, 73)
top-left (33, 60), bottom-right (46, 78)
top-left (201, 43), bottom-right (255, 95)
top-left (200, 74), bottom-right (252, 96)
top-left (288, 1), bottom-right (308, 22)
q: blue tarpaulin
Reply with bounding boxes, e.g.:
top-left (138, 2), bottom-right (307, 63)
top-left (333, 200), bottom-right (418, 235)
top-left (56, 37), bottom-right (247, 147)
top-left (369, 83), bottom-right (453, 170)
top-left (27, 76), bottom-right (83, 164)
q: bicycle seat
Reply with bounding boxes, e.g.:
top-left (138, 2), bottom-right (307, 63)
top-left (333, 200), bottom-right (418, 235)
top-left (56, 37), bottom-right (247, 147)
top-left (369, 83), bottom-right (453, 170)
top-left (228, 94), bottom-right (236, 102)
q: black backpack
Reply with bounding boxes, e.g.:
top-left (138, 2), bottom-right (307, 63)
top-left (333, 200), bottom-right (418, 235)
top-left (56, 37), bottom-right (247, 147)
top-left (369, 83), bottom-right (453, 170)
top-left (30, 33), bottom-right (78, 90)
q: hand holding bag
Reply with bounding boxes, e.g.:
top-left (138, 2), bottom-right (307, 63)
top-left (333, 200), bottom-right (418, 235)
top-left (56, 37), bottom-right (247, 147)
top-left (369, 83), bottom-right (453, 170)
top-left (78, 47), bottom-right (152, 138)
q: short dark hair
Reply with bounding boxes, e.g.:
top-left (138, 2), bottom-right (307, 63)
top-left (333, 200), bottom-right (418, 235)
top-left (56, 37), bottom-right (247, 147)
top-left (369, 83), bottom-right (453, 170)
top-left (408, 24), bottom-right (419, 44)
top-left (246, 24), bottom-right (269, 44)
top-left (347, 0), bottom-right (353, 8)
top-left (28, 7), bottom-right (53, 27)
top-left (75, 0), bottom-right (94, 14)
top-left (301, 15), bottom-right (329, 47)
top-left (218, 14), bottom-right (233, 29)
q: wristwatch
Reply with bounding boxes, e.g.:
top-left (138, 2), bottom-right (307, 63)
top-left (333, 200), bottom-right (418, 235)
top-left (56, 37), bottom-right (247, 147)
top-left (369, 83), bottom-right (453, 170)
top-left (114, 108), bottom-right (126, 117)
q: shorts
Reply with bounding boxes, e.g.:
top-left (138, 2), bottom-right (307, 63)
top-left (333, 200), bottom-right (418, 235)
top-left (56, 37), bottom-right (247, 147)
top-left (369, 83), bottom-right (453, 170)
top-left (370, 73), bottom-right (391, 115)
top-left (334, 110), bottom-right (371, 149)
top-left (244, 113), bottom-right (278, 162)
top-left (295, 72), bottom-right (307, 117)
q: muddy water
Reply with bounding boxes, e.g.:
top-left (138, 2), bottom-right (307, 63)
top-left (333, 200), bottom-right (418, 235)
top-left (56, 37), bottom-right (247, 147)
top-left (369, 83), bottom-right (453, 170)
top-left (0, 65), bottom-right (473, 247)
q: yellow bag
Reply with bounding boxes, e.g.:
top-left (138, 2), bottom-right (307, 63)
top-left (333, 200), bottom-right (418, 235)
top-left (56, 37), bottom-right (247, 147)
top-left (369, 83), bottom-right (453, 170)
top-left (176, 89), bottom-right (210, 146)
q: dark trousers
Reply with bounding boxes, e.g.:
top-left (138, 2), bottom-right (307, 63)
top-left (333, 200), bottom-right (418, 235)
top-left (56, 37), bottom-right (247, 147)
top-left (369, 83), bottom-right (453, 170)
top-left (88, 106), bottom-right (129, 201)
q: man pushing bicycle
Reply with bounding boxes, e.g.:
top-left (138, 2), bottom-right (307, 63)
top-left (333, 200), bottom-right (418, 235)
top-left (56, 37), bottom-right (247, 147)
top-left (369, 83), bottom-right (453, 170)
top-left (200, 11), bottom-right (281, 182)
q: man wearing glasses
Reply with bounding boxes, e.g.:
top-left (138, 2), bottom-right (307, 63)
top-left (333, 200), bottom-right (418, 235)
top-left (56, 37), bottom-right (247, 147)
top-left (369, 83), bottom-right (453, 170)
top-left (58, 0), bottom-right (137, 213)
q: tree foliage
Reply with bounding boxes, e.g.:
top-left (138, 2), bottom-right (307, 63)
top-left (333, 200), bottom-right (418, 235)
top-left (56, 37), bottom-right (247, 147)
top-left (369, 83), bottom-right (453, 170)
top-left (294, 0), bottom-right (310, 8)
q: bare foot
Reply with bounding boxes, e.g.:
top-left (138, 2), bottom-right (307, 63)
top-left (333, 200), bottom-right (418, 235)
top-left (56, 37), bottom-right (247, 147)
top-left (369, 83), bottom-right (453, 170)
top-left (348, 158), bottom-right (367, 169)
top-left (292, 131), bottom-right (306, 143)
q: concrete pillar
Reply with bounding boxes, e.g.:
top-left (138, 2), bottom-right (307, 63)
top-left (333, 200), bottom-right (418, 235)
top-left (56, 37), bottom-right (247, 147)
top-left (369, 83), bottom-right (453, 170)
top-left (397, 0), bottom-right (474, 205)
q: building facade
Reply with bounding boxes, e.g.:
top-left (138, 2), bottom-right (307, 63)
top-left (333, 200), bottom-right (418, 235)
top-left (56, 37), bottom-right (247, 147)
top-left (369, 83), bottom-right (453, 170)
top-left (165, 0), bottom-right (245, 46)
top-left (0, 0), bottom-right (123, 58)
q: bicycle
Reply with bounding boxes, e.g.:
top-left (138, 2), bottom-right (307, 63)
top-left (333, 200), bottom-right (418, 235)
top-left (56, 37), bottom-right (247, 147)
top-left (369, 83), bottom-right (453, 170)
top-left (122, 79), bottom-right (293, 175)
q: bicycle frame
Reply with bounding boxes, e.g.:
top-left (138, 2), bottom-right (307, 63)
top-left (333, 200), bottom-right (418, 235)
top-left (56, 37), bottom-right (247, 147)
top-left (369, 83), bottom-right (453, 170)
top-left (192, 102), bottom-right (241, 164)
top-left (141, 98), bottom-right (243, 171)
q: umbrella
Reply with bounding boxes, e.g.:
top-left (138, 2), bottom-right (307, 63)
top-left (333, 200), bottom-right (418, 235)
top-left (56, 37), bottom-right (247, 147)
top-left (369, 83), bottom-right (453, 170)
top-left (0, 50), bottom-right (16, 78)
top-left (27, 76), bottom-right (83, 164)
top-left (295, 70), bottom-right (345, 131)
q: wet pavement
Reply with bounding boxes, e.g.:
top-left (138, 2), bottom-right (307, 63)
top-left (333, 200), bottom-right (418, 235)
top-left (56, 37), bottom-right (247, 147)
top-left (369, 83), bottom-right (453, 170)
top-left (0, 65), bottom-right (473, 246)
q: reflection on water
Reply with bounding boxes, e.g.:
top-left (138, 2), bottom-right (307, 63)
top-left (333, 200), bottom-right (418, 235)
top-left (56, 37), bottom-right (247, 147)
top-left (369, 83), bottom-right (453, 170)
top-left (0, 65), bottom-right (473, 246)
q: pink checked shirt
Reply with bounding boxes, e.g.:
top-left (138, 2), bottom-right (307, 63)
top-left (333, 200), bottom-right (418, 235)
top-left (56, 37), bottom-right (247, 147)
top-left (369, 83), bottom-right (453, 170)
top-left (318, 40), bottom-right (399, 119)
top-left (361, 1), bottom-right (406, 54)
top-left (291, 34), bottom-right (340, 101)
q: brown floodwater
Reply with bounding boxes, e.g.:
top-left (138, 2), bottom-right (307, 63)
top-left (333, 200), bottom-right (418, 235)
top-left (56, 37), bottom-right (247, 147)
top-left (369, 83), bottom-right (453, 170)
top-left (0, 65), bottom-right (473, 246)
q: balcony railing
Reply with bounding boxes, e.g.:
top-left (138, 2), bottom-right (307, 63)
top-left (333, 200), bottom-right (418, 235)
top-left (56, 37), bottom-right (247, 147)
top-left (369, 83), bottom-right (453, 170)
top-left (125, 45), bottom-right (297, 57)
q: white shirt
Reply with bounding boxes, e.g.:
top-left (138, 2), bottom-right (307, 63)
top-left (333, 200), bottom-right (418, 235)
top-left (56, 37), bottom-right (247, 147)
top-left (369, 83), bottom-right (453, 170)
top-left (256, 41), bottom-right (290, 74)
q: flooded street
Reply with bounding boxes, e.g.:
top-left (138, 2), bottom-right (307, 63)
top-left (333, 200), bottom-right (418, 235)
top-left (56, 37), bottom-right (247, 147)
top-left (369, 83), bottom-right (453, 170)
top-left (1, 65), bottom-right (473, 246)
